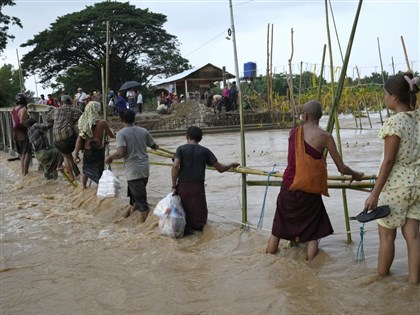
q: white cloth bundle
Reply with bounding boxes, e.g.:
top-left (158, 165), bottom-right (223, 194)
top-left (97, 169), bottom-right (121, 199)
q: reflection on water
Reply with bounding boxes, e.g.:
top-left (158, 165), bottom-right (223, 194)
top-left (1, 117), bottom-right (419, 313)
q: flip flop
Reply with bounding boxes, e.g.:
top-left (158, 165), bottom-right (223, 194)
top-left (355, 205), bottom-right (391, 223)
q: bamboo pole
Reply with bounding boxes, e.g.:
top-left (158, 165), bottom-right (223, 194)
top-left (357, 100), bottom-right (363, 130)
top-left (105, 20), bottom-right (110, 118)
top-left (391, 57), bottom-right (396, 75)
top-left (266, 23), bottom-right (270, 107)
top-left (148, 149), bottom-right (377, 181)
top-left (376, 94), bottom-right (384, 124)
top-left (324, 0), bottom-right (336, 126)
top-left (16, 49), bottom-right (24, 92)
top-left (377, 36), bottom-right (390, 117)
top-left (317, 44), bottom-right (327, 101)
top-left (246, 180), bottom-right (374, 189)
top-left (288, 28), bottom-right (296, 126)
top-left (325, 0), bottom-right (364, 134)
top-left (324, 0), bottom-right (364, 243)
top-left (365, 105), bottom-right (372, 128)
top-left (400, 35), bottom-right (411, 71)
top-left (228, 0), bottom-right (248, 225)
top-left (269, 24), bottom-right (274, 108)
top-left (299, 61), bottom-right (303, 105)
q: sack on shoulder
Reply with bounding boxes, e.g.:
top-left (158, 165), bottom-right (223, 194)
top-left (289, 126), bottom-right (329, 196)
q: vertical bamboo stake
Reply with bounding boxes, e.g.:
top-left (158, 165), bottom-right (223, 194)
top-left (16, 49), bottom-right (24, 92)
top-left (391, 57), bottom-right (396, 75)
top-left (354, 105), bottom-right (359, 129)
top-left (288, 28), bottom-right (296, 126)
top-left (33, 75), bottom-right (39, 98)
top-left (357, 101), bottom-right (363, 130)
top-left (377, 37), bottom-right (390, 117)
top-left (266, 24), bottom-right (270, 107)
top-left (229, 0), bottom-right (247, 225)
top-left (324, 0), bottom-right (335, 115)
top-left (400, 35), bottom-right (411, 71)
top-left (317, 44), bottom-right (327, 101)
top-left (355, 67), bottom-right (363, 130)
top-left (105, 21), bottom-right (110, 120)
top-left (324, 0), bottom-right (363, 244)
top-left (365, 105), bottom-right (372, 128)
top-left (269, 24), bottom-right (274, 108)
top-left (299, 61), bottom-right (303, 105)
top-left (376, 94), bottom-right (383, 124)
top-left (325, 0), bottom-right (363, 134)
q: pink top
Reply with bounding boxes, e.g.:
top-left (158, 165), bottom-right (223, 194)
top-left (223, 88), bottom-right (229, 97)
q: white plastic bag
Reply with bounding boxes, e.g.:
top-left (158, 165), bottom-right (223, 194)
top-left (97, 169), bottom-right (121, 200)
top-left (153, 193), bottom-right (186, 238)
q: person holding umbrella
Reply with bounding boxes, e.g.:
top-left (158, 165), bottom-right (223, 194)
top-left (126, 88), bottom-right (137, 113)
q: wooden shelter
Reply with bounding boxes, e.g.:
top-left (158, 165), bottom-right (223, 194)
top-left (153, 63), bottom-right (235, 100)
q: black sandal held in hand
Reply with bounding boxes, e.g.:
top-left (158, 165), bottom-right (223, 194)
top-left (353, 205), bottom-right (391, 223)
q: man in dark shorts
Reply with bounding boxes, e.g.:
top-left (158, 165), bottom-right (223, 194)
top-left (105, 110), bottom-right (158, 221)
top-left (266, 100), bottom-right (364, 260)
top-left (47, 94), bottom-right (82, 181)
top-left (171, 126), bottom-right (239, 234)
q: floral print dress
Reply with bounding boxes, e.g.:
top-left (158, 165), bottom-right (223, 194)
top-left (377, 109), bottom-right (420, 228)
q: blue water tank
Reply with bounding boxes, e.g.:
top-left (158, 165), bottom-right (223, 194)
top-left (244, 62), bottom-right (257, 80)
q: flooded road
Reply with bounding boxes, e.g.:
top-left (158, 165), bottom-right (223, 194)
top-left (1, 114), bottom-right (419, 314)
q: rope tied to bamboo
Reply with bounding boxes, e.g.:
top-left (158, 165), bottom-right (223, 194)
top-left (357, 224), bottom-right (366, 262)
top-left (257, 164), bottom-right (276, 230)
top-left (356, 176), bottom-right (376, 262)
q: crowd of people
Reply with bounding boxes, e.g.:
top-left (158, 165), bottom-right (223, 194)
top-left (108, 88), bottom-right (144, 116)
top-left (9, 71), bottom-right (420, 284)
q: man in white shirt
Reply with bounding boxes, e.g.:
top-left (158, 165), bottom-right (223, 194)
top-left (74, 87), bottom-right (87, 112)
top-left (37, 94), bottom-right (48, 105)
top-left (136, 89), bottom-right (143, 114)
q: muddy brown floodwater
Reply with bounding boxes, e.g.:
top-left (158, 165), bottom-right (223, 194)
top-left (1, 114), bottom-right (419, 314)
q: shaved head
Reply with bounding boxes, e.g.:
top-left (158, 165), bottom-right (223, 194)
top-left (303, 100), bottom-right (323, 121)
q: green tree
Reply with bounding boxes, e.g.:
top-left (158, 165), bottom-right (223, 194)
top-left (20, 1), bottom-right (190, 94)
top-left (0, 0), bottom-right (22, 53)
top-left (0, 63), bottom-right (21, 107)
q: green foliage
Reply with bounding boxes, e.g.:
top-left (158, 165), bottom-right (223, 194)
top-left (0, 64), bottom-right (21, 107)
top-left (240, 70), bottom-right (420, 115)
top-left (20, 1), bottom-right (191, 95)
top-left (0, 0), bottom-right (22, 53)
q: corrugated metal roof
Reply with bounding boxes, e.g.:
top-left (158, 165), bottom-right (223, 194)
top-left (153, 63), bottom-right (235, 86)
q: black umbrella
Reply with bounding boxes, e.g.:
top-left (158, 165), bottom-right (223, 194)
top-left (119, 81), bottom-right (141, 91)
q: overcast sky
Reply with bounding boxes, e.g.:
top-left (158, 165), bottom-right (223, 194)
top-left (2, 0), bottom-right (419, 97)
